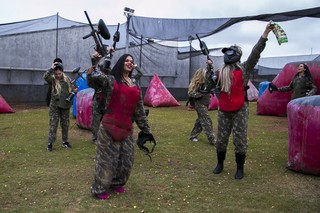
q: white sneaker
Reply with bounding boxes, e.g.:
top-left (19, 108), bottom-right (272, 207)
top-left (190, 138), bottom-right (198, 142)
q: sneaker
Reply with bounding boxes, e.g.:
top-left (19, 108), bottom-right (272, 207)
top-left (113, 186), bottom-right (125, 194)
top-left (62, 142), bottom-right (72, 148)
top-left (190, 138), bottom-right (198, 142)
top-left (47, 143), bottom-right (53, 152)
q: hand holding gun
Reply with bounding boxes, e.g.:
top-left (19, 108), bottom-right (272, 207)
top-left (65, 67), bottom-right (85, 102)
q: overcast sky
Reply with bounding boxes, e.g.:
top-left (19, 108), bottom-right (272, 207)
top-left (1, 0), bottom-right (320, 59)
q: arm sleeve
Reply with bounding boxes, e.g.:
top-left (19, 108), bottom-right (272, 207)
top-left (307, 79), bottom-right (317, 95)
top-left (87, 69), bottom-right (107, 90)
top-left (243, 37), bottom-right (268, 77)
top-left (278, 80), bottom-right (294, 92)
top-left (43, 68), bottom-right (54, 83)
top-left (134, 94), bottom-right (151, 134)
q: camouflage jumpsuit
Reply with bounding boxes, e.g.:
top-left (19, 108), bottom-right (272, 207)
top-left (87, 71), bottom-right (151, 196)
top-left (189, 67), bottom-right (217, 145)
top-left (43, 69), bottom-right (74, 145)
top-left (216, 36), bottom-right (268, 155)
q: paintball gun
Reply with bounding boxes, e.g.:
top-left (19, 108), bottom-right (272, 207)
top-left (82, 11), bottom-right (111, 57)
top-left (196, 34), bottom-right (211, 61)
top-left (65, 67), bottom-right (85, 103)
top-left (195, 34), bottom-right (218, 93)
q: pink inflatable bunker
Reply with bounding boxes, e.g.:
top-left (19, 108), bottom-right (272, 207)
top-left (257, 61), bottom-right (320, 116)
top-left (247, 80), bottom-right (259, 101)
top-left (208, 94), bottom-right (219, 110)
top-left (0, 95), bottom-right (14, 113)
top-left (76, 88), bottom-right (94, 129)
top-left (287, 95), bottom-right (320, 176)
top-left (144, 74), bottom-right (180, 107)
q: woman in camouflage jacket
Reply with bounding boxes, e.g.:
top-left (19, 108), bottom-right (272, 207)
top-left (86, 53), bottom-right (154, 200)
top-left (43, 58), bottom-right (77, 151)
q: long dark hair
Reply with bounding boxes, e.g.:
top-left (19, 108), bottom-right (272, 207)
top-left (294, 63), bottom-right (313, 81)
top-left (110, 54), bottom-right (134, 84)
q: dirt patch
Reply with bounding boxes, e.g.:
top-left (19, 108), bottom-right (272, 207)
top-left (10, 103), bottom-right (47, 112)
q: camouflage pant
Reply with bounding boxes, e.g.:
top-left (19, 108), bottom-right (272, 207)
top-left (90, 125), bottom-right (134, 195)
top-left (216, 102), bottom-right (249, 154)
top-left (91, 97), bottom-right (103, 142)
top-left (190, 102), bottom-right (215, 144)
top-left (48, 106), bottom-right (70, 144)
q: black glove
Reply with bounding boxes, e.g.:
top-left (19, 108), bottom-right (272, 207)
top-left (136, 131), bottom-right (156, 156)
top-left (268, 82), bottom-right (278, 93)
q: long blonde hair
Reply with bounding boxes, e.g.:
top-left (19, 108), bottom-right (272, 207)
top-left (188, 68), bottom-right (206, 94)
top-left (53, 72), bottom-right (72, 96)
top-left (218, 62), bottom-right (243, 95)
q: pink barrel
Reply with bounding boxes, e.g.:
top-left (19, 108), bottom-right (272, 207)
top-left (287, 95), bottom-right (320, 176)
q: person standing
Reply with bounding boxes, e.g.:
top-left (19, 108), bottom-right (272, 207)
top-left (88, 49), bottom-right (143, 144)
top-left (88, 50), bottom-right (113, 144)
top-left (213, 23), bottom-right (274, 179)
top-left (87, 53), bottom-right (154, 200)
top-left (43, 58), bottom-right (78, 152)
top-left (268, 63), bottom-right (317, 100)
top-left (188, 60), bottom-right (217, 145)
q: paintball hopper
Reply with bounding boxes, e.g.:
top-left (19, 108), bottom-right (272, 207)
top-left (196, 34), bottom-right (210, 56)
top-left (72, 66), bottom-right (81, 74)
top-left (98, 19), bottom-right (110, 40)
top-left (200, 40), bottom-right (209, 55)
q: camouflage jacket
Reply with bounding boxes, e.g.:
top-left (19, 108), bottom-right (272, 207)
top-left (43, 69), bottom-right (75, 109)
top-left (278, 75), bottom-right (317, 99)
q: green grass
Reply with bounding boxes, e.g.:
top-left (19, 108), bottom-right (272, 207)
top-left (0, 102), bottom-right (319, 213)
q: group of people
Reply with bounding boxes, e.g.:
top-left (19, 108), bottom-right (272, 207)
top-left (42, 21), bottom-right (317, 200)
top-left (187, 21), bottom-right (317, 181)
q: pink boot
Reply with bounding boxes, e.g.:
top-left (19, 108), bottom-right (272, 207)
top-left (114, 186), bottom-right (125, 193)
top-left (96, 193), bottom-right (110, 200)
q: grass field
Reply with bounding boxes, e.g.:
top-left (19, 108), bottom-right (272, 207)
top-left (0, 102), bottom-right (319, 213)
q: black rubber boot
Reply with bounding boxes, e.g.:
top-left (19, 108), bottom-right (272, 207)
top-left (213, 151), bottom-right (226, 174)
top-left (235, 153), bottom-right (246, 180)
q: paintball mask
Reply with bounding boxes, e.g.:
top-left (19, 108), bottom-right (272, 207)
top-left (222, 46), bottom-right (242, 63)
